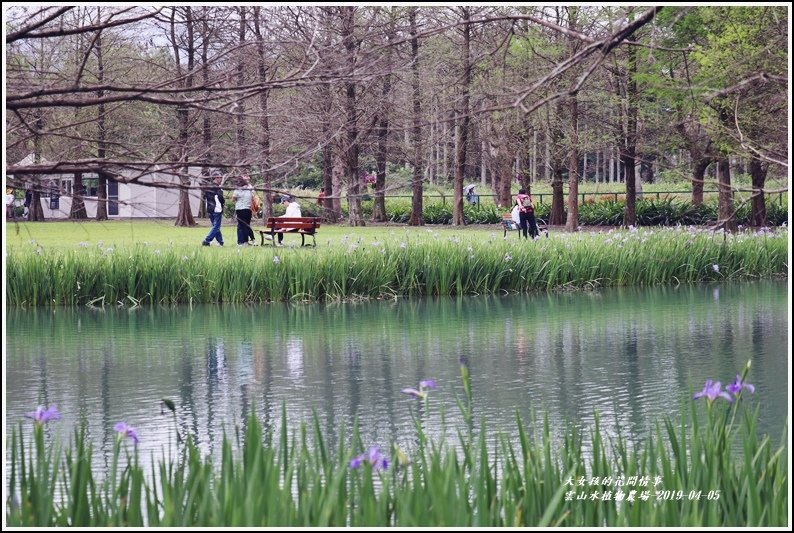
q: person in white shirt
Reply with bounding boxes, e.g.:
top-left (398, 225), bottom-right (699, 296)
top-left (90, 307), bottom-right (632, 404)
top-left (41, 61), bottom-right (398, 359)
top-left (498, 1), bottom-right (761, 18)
top-left (6, 189), bottom-right (16, 219)
top-left (231, 174), bottom-right (254, 246)
top-left (277, 196), bottom-right (302, 246)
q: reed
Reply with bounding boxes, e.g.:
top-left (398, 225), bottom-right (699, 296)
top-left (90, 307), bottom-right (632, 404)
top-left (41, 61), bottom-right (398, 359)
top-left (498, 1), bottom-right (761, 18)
top-left (6, 362), bottom-right (787, 526)
top-left (6, 227), bottom-right (787, 306)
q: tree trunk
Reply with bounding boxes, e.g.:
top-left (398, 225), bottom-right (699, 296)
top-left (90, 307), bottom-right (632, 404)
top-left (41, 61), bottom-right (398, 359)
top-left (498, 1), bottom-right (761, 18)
top-left (544, 125), bottom-right (551, 181)
top-left (434, 111), bottom-right (440, 182)
top-left (373, 10), bottom-right (394, 223)
top-left (595, 150), bottom-right (600, 183)
top-left (691, 158), bottom-right (711, 206)
top-left (713, 105), bottom-right (736, 232)
top-left (321, 119), bottom-right (338, 222)
top-left (254, 7), bottom-right (273, 221)
top-left (565, 8), bottom-right (580, 232)
top-left (332, 148), bottom-right (344, 217)
top-left (95, 12), bottom-right (107, 221)
top-left (69, 172), bottom-right (87, 219)
top-left (565, 91), bottom-right (579, 231)
top-left (28, 130), bottom-right (45, 221)
top-left (408, 8), bottom-right (423, 226)
top-left (322, 143), bottom-right (336, 222)
top-left (622, 43), bottom-right (638, 227)
top-left (235, 7), bottom-right (247, 165)
top-left (443, 119), bottom-right (449, 179)
top-left (174, 7), bottom-right (196, 227)
top-left (373, 113), bottom-right (389, 221)
top-left (341, 7), bottom-right (364, 226)
top-left (28, 190), bottom-right (44, 221)
top-left (717, 155), bottom-right (736, 231)
top-left (549, 102), bottom-right (565, 225)
top-left (498, 146), bottom-right (512, 208)
top-left (748, 157), bottom-right (768, 227)
top-left (319, 78), bottom-right (338, 222)
top-left (622, 154), bottom-right (637, 226)
top-left (608, 147), bottom-right (615, 182)
top-left (532, 129), bottom-right (538, 183)
top-left (638, 160), bottom-right (648, 184)
top-left (198, 8), bottom-right (212, 220)
top-left (480, 139), bottom-right (487, 186)
top-left (452, 7), bottom-right (471, 226)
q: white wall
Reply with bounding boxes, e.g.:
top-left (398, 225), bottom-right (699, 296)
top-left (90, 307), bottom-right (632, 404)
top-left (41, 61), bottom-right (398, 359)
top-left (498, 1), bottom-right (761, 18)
top-left (34, 167), bottom-right (203, 219)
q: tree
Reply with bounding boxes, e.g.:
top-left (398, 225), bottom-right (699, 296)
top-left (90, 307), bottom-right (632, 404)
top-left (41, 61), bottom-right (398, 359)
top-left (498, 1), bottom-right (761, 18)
top-left (408, 8), bottom-right (424, 226)
top-left (340, 6), bottom-right (365, 227)
top-left (619, 36), bottom-right (638, 227)
top-left (695, 6), bottom-right (787, 228)
top-left (11, 4), bottom-right (777, 233)
top-left (253, 6), bottom-right (275, 220)
top-left (656, 6), bottom-right (787, 227)
top-left (452, 7), bottom-right (471, 226)
top-left (372, 8), bottom-right (395, 223)
top-left (169, 7), bottom-right (197, 227)
top-left (95, 7), bottom-right (108, 221)
top-left (565, 6), bottom-right (581, 231)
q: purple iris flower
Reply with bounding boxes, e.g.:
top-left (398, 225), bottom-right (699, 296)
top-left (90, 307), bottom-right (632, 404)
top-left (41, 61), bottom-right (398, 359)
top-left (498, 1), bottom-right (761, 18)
top-left (401, 387), bottom-right (426, 399)
top-left (419, 379), bottom-right (438, 390)
top-left (114, 422), bottom-right (140, 446)
top-left (349, 445), bottom-right (389, 471)
top-left (25, 405), bottom-right (61, 425)
top-left (726, 374), bottom-right (755, 396)
top-left (401, 379), bottom-right (438, 399)
top-left (693, 379), bottom-right (733, 403)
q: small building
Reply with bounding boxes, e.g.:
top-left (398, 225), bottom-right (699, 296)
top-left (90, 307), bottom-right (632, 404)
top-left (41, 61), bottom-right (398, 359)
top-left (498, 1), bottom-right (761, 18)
top-left (11, 155), bottom-right (205, 219)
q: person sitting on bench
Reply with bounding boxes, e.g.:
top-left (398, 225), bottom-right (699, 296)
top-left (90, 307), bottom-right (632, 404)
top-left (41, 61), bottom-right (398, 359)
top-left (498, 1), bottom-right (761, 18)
top-left (276, 196), bottom-right (302, 246)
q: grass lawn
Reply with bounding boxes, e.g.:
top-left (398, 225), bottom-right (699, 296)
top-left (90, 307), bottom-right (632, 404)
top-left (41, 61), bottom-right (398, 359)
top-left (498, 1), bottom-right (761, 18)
top-left (5, 219), bottom-right (518, 252)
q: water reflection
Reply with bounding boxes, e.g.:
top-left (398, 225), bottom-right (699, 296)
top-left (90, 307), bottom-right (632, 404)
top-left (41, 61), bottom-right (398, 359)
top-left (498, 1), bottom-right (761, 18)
top-left (5, 282), bottom-right (789, 475)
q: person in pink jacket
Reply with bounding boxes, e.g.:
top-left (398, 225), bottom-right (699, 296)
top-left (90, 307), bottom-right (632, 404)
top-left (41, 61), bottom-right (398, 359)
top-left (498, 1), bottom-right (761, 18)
top-left (514, 188), bottom-right (538, 239)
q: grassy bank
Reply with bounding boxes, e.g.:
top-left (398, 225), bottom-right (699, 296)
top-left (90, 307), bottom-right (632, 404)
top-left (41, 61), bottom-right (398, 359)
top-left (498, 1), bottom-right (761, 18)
top-left (5, 222), bottom-right (788, 306)
top-left (6, 363), bottom-right (787, 527)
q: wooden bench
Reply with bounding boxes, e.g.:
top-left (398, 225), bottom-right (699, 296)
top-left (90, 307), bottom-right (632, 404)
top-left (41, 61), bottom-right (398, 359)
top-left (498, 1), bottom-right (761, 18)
top-left (501, 213), bottom-right (548, 239)
top-left (501, 213), bottom-right (519, 237)
top-left (259, 217), bottom-right (321, 247)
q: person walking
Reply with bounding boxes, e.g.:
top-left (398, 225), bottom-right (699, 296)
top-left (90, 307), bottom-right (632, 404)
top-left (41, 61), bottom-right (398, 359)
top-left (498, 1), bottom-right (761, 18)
top-left (23, 188), bottom-right (32, 217)
top-left (232, 174), bottom-right (255, 246)
top-left (201, 170), bottom-right (225, 246)
top-left (514, 188), bottom-right (538, 239)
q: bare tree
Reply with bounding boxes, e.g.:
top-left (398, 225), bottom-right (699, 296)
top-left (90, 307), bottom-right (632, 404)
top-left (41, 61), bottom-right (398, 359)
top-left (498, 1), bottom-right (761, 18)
top-left (253, 6), bottom-right (275, 221)
top-left (452, 7), bottom-right (471, 226)
top-left (408, 8), bottom-right (424, 226)
top-left (620, 35), bottom-right (638, 227)
top-left (170, 7), bottom-right (197, 227)
top-left (9, 4), bottom-right (782, 232)
top-left (372, 8), bottom-right (395, 223)
top-left (95, 7), bottom-right (108, 221)
top-left (565, 7), bottom-right (581, 232)
top-left (340, 6), bottom-right (365, 226)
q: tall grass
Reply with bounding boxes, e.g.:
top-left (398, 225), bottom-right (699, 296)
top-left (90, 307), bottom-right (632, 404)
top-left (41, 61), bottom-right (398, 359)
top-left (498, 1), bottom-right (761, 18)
top-left (6, 363), bottom-right (787, 526)
top-left (6, 227), bottom-right (788, 306)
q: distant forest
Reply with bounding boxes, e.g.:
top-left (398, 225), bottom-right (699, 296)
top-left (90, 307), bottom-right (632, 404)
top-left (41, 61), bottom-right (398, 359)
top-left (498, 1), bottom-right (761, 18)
top-left (5, 6), bottom-right (787, 228)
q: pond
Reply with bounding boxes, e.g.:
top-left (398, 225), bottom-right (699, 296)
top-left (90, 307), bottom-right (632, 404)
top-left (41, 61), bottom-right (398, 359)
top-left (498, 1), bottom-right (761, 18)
top-left (5, 281), bottom-right (788, 473)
